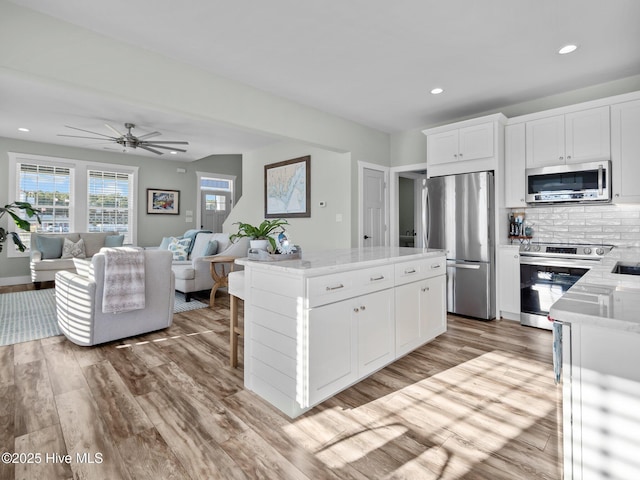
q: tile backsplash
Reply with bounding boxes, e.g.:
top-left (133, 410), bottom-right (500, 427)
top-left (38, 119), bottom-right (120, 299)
top-left (519, 204), bottom-right (640, 247)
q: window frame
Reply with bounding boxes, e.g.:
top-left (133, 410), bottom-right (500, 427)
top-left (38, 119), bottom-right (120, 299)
top-left (7, 152), bottom-right (138, 257)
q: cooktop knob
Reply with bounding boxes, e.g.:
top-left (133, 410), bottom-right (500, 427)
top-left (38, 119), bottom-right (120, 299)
top-left (583, 247), bottom-right (592, 255)
top-left (532, 244), bottom-right (541, 252)
top-left (523, 244), bottom-right (531, 251)
top-left (596, 247), bottom-right (605, 256)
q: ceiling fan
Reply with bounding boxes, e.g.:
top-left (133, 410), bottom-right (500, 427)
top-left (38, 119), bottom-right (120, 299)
top-left (58, 122), bottom-right (189, 155)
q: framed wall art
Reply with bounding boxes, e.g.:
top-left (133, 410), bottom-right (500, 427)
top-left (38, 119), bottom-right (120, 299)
top-left (264, 155), bottom-right (311, 218)
top-left (147, 188), bottom-right (180, 215)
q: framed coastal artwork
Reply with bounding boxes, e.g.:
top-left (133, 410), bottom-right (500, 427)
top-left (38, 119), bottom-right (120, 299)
top-left (147, 188), bottom-right (180, 215)
top-left (264, 155), bottom-right (311, 218)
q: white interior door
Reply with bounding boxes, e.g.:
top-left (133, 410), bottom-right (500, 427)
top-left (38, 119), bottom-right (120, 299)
top-left (362, 167), bottom-right (386, 247)
top-left (201, 191), bottom-right (231, 232)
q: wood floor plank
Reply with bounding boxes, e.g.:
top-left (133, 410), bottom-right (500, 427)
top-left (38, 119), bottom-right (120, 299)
top-left (115, 428), bottom-right (191, 480)
top-left (13, 339), bottom-right (44, 365)
top-left (14, 358), bottom-right (59, 436)
top-left (14, 424), bottom-right (73, 480)
top-left (82, 360), bottom-right (155, 442)
top-left (55, 387), bottom-right (131, 480)
top-left (42, 341), bottom-right (89, 395)
top-left (0, 345), bottom-right (14, 388)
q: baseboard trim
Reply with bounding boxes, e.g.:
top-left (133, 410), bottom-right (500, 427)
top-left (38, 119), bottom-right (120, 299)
top-left (0, 275), bottom-right (32, 287)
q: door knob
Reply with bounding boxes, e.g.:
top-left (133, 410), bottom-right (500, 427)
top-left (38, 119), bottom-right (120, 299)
top-left (364, 235), bottom-right (371, 240)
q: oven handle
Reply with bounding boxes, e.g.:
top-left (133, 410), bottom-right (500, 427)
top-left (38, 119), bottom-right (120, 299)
top-left (519, 256), bottom-right (599, 269)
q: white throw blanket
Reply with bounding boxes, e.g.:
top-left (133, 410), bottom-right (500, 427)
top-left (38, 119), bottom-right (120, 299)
top-left (101, 247), bottom-right (146, 314)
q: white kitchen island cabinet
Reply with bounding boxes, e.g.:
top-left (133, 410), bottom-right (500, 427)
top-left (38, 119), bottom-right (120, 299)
top-left (549, 246), bottom-right (640, 480)
top-left (236, 247), bottom-right (446, 418)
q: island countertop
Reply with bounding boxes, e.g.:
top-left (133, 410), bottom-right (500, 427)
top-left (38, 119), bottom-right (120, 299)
top-left (235, 246), bottom-right (446, 276)
top-left (549, 246), bottom-right (640, 332)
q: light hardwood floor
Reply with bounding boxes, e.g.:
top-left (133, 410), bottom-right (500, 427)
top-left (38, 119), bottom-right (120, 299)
top-left (0, 289), bottom-right (562, 479)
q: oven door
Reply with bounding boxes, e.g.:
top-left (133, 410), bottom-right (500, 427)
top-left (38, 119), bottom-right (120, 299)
top-left (519, 257), bottom-right (594, 330)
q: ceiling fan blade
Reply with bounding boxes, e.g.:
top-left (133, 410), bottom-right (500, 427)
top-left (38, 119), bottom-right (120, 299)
top-left (138, 145), bottom-right (164, 155)
top-left (58, 134), bottom-right (117, 140)
top-left (143, 144), bottom-right (188, 153)
top-left (140, 140), bottom-right (189, 145)
top-left (64, 125), bottom-right (117, 139)
top-left (105, 123), bottom-right (124, 137)
top-left (137, 131), bottom-right (161, 140)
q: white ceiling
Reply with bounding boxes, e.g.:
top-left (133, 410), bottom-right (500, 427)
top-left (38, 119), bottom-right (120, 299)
top-left (3, 0), bottom-right (640, 160)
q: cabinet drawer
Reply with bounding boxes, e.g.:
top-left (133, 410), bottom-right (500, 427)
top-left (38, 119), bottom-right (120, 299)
top-left (307, 270), bottom-right (359, 307)
top-left (357, 264), bottom-right (394, 292)
top-left (395, 256), bottom-right (446, 286)
top-left (307, 264), bottom-right (395, 308)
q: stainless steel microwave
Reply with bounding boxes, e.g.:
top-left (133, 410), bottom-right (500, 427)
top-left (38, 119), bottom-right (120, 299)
top-left (525, 160), bottom-right (611, 204)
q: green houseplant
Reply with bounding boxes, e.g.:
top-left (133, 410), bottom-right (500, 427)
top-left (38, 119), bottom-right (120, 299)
top-left (230, 218), bottom-right (289, 251)
top-left (0, 202), bottom-right (41, 253)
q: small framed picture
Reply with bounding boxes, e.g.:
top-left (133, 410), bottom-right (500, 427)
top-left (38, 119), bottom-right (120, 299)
top-left (147, 188), bottom-right (180, 215)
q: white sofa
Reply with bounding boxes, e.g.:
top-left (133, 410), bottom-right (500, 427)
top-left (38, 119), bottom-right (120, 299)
top-left (170, 232), bottom-right (250, 301)
top-left (30, 232), bottom-right (124, 286)
top-left (55, 249), bottom-right (175, 346)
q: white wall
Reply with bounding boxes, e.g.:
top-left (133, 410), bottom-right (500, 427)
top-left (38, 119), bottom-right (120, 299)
top-left (225, 142), bottom-right (352, 252)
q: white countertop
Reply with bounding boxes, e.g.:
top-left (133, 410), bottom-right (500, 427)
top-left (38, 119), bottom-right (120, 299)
top-left (549, 246), bottom-right (640, 332)
top-left (235, 247), bottom-right (445, 276)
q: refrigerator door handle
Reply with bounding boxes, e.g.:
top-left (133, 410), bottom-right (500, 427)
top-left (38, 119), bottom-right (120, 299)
top-left (449, 263), bottom-right (481, 270)
top-left (422, 179), bottom-right (429, 248)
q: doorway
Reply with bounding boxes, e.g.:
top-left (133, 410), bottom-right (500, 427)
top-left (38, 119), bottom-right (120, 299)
top-left (390, 164), bottom-right (426, 248)
top-left (359, 163), bottom-right (389, 247)
top-left (196, 172), bottom-right (235, 232)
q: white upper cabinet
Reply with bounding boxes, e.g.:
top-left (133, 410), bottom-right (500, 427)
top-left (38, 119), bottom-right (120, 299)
top-left (525, 106), bottom-right (610, 168)
top-left (426, 120), bottom-right (495, 166)
top-left (504, 123), bottom-right (526, 207)
top-left (611, 99), bottom-right (640, 203)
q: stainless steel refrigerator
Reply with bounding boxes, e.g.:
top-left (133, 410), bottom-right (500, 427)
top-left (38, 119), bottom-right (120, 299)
top-left (422, 171), bottom-right (495, 320)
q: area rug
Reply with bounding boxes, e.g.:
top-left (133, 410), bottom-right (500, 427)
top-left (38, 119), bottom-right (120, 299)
top-left (0, 289), bottom-right (209, 346)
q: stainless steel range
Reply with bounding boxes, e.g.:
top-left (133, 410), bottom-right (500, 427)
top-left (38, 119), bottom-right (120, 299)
top-left (519, 242), bottom-right (614, 330)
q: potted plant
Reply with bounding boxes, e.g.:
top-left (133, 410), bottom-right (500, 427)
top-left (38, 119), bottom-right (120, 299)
top-left (0, 202), bottom-right (41, 253)
top-left (230, 218), bottom-right (289, 251)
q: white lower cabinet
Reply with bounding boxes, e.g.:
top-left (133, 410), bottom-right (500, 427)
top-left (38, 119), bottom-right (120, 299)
top-left (563, 322), bottom-right (640, 480)
top-left (395, 275), bottom-right (446, 358)
top-left (308, 288), bottom-right (394, 406)
top-left (497, 245), bottom-right (520, 319)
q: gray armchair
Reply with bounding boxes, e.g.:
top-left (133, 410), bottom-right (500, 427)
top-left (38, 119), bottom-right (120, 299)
top-left (54, 249), bottom-right (175, 346)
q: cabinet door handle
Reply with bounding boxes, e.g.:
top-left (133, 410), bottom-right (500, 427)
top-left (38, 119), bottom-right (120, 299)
top-left (326, 284), bottom-right (344, 291)
top-left (370, 275), bottom-right (385, 281)
top-left (360, 305), bottom-right (366, 311)
top-left (353, 307), bottom-right (359, 313)
top-left (404, 268), bottom-right (416, 274)
top-left (421, 287), bottom-right (430, 292)
top-left (431, 263), bottom-right (441, 269)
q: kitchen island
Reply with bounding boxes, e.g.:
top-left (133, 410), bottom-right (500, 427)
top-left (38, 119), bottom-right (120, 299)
top-left (549, 247), bottom-right (640, 480)
top-left (236, 247), bottom-right (447, 418)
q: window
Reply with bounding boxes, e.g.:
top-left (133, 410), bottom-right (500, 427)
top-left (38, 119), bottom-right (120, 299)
top-left (7, 152), bottom-right (138, 256)
top-left (18, 163), bottom-right (72, 232)
top-left (205, 193), bottom-right (227, 211)
top-left (88, 170), bottom-right (133, 243)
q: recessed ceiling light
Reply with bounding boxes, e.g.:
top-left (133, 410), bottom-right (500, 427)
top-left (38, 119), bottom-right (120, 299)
top-left (430, 88), bottom-right (444, 95)
top-left (170, 151), bottom-right (178, 155)
top-left (558, 44), bottom-right (578, 55)
top-left (18, 127), bottom-right (30, 132)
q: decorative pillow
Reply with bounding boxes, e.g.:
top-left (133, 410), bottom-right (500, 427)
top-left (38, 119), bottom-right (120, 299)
top-left (203, 240), bottom-right (219, 257)
top-left (36, 235), bottom-right (64, 259)
top-left (104, 234), bottom-right (125, 247)
top-left (167, 237), bottom-right (191, 261)
top-left (159, 236), bottom-right (175, 250)
top-left (61, 238), bottom-right (86, 259)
